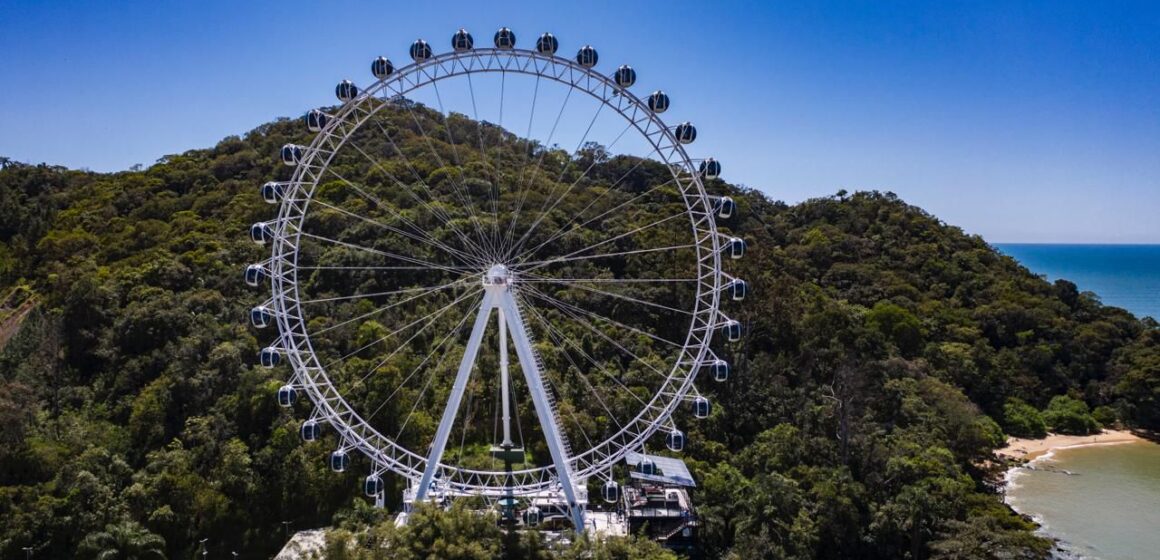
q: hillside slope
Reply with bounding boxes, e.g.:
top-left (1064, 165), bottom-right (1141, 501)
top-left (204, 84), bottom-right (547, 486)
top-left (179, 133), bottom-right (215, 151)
top-left (1, 109), bottom-right (1156, 559)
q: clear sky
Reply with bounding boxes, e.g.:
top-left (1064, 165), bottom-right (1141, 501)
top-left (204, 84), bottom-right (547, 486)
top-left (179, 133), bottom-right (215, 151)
top-left (1, 0), bottom-right (1157, 243)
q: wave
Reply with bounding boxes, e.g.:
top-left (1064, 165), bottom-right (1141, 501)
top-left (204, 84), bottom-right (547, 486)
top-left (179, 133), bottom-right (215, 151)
top-left (1003, 453), bottom-right (1107, 559)
top-left (1018, 509), bottom-right (1099, 560)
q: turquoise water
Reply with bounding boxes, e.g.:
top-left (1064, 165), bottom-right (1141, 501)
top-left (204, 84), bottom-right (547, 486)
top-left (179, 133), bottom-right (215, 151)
top-left (1005, 442), bottom-right (1160, 560)
top-left (996, 244), bottom-right (1160, 320)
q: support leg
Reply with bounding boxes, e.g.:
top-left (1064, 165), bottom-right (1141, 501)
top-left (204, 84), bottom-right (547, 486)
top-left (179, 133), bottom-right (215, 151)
top-left (415, 291), bottom-right (496, 502)
top-left (499, 308), bottom-right (513, 447)
top-left (499, 292), bottom-right (586, 530)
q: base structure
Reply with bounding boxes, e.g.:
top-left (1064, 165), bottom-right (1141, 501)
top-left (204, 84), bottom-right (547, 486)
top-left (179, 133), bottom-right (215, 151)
top-left (394, 476), bottom-right (697, 550)
top-left (398, 483), bottom-right (592, 530)
top-left (397, 449), bottom-right (699, 554)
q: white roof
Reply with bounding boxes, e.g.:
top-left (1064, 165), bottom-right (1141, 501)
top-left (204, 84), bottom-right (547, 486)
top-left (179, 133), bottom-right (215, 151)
top-left (624, 452), bottom-right (696, 487)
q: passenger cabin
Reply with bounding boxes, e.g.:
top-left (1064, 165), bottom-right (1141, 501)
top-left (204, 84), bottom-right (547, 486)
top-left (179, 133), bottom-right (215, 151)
top-left (494, 27), bottom-right (516, 49)
top-left (648, 91), bottom-right (670, 113)
top-left (576, 45), bottom-right (598, 68)
top-left (451, 30), bottom-right (473, 52)
top-left (410, 40), bottom-right (432, 62)
top-left (536, 33), bottom-right (558, 55)
top-left (371, 57), bottom-right (394, 79)
top-left (614, 65), bottom-right (636, 88)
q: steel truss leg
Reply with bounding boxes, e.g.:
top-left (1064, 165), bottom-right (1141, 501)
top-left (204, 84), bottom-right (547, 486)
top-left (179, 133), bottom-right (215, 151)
top-left (415, 291), bottom-right (497, 502)
top-left (499, 291), bottom-right (586, 530)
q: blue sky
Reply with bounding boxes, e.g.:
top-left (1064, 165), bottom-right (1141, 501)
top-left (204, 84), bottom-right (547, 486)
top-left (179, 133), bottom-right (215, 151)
top-left (1, 0), bottom-right (1157, 243)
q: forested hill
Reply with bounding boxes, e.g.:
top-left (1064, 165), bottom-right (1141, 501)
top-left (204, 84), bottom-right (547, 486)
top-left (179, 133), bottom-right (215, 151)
top-left (1, 109), bottom-right (1157, 560)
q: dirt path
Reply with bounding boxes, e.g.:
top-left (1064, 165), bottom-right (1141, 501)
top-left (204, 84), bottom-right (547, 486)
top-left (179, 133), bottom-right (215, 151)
top-left (0, 296), bottom-right (37, 351)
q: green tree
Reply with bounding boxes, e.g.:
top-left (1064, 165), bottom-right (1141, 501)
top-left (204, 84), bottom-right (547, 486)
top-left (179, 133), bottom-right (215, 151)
top-left (1091, 405), bottom-right (1118, 427)
top-left (557, 534), bottom-right (678, 560)
top-left (1002, 399), bottom-right (1047, 438)
top-left (375, 503), bottom-right (501, 560)
top-left (78, 521), bottom-right (166, 560)
top-left (870, 443), bottom-right (974, 559)
top-left (1041, 395), bottom-right (1100, 435)
top-left (1111, 330), bottom-right (1160, 429)
top-left (866, 301), bottom-right (924, 356)
top-left (930, 515), bottom-right (1051, 559)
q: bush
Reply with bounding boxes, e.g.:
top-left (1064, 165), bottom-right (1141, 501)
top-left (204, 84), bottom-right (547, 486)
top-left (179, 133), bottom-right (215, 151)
top-left (1042, 396), bottom-right (1101, 435)
top-left (866, 301), bottom-right (924, 356)
top-left (1002, 399), bottom-right (1047, 438)
top-left (976, 415), bottom-right (1007, 449)
top-left (1092, 405), bottom-right (1119, 427)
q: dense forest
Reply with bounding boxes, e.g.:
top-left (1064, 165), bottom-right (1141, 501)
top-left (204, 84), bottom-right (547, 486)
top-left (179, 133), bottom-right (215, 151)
top-left (1, 103), bottom-right (1157, 560)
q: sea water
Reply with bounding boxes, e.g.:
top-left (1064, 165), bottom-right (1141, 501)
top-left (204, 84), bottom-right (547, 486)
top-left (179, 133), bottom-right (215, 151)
top-left (1005, 442), bottom-right (1160, 559)
top-left (996, 244), bottom-right (1160, 320)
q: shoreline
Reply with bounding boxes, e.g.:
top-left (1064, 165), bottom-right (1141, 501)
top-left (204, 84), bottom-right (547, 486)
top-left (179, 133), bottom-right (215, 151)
top-left (996, 429), bottom-right (1143, 462)
top-left (999, 430), bottom-right (1160, 559)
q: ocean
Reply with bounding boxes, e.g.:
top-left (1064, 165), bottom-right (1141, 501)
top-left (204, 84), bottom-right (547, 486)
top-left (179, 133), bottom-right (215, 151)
top-left (995, 244), bottom-right (1160, 320)
top-left (1005, 442), bottom-right (1160, 560)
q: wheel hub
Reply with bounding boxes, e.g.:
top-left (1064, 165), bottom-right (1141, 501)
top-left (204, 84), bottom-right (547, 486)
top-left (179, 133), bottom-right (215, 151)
top-left (483, 264), bottom-right (513, 289)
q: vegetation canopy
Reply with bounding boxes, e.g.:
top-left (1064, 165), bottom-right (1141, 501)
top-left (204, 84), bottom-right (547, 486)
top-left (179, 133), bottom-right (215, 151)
top-left (1, 105), bottom-right (1157, 559)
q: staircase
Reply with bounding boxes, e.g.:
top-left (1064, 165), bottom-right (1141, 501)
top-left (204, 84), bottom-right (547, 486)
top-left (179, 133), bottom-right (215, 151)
top-left (657, 518), bottom-right (696, 541)
top-left (516, 298), bottom-right (574, 460)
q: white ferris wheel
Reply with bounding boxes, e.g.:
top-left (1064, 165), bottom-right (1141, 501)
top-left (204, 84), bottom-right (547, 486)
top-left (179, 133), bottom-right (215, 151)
top-left (245, 27), bottom-right (747, 531)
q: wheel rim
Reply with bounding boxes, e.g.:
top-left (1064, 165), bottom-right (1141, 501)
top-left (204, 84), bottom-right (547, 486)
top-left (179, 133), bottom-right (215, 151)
top-left (264, 46), bottom-right (728, 495)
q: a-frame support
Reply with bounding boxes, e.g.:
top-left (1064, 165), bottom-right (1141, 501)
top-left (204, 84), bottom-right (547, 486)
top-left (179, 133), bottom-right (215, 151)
top-left (413, 266), bottom-right (585, 530)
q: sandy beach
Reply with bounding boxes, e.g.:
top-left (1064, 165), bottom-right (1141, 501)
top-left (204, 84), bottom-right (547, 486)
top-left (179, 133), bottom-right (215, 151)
top-left (997, 429), bottom-right (1143, 461)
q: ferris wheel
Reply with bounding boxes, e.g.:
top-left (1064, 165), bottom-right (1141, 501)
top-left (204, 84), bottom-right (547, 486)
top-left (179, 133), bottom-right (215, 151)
top-left (245, 27), bottom-right (747, 530)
